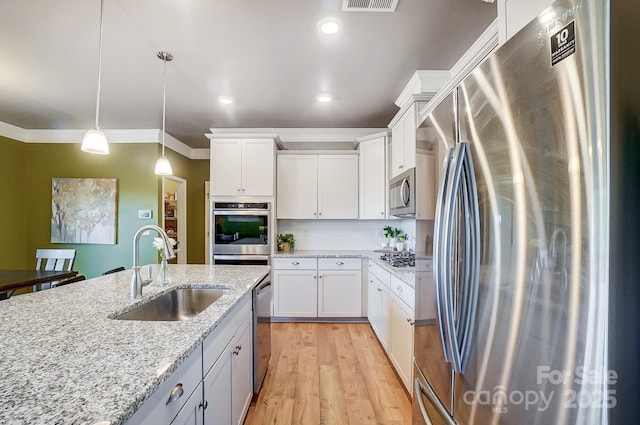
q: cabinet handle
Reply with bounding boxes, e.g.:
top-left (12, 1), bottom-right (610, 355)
top-left (292, 261), bottom-right (300, 265)
top-left (397, 285), bottom-right (402, 292)
top-left (242, 189), bottom-right (245, 192)
top-left (313, 275), bottom-right (317, 278)
top-left (319, 212), bottom-right (322, 216)
top-left (313, 212), bottom-right (317, 216)
top-left (407, 318), bottom-right (415, 326)
top-left (399, 165), bottom-right (405, 169)
top-left (319, 275), bottom-right (323, 279)
top-left (236, 344), bottom-right (242, 351)
top-left (336, 261), bottom-right (344, 266)
top-left (377, 288), bottom-right (382, 292)
top-left (166, 383), bottom-right (184, 405)
top-left (199, 400), bottom-right (209, 410)
top-left (237, 189), bottom-right (241, 192)
top-left (380, 212), bottom-right (384, 215)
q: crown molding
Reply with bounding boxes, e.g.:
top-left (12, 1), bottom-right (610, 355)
top-left (0, 122), bottom-right (209, 160)
top-left (394, 70), bottom-right (451, 110)
top-left (207, 128), bottom-right (387, 150)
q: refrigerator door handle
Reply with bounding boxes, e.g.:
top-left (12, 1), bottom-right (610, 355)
top-left (414, 377), bottom-right (456, 425)
top-left (457, 141), bottom-right (481, 372)
top-left (433, 146), bottom-right (455, 364)
top-left (442, 142), bottom-right (467, 371)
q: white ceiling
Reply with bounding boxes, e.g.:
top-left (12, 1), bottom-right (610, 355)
top-left (0, 0), bottom-right (496, 148)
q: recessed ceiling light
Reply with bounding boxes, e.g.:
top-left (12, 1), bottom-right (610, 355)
top-left (317, 17), bottom-right (343, 35)
top-left (316, 93), bottom-right (333, 103)
top-left (218, 96), bottom-right (233, 105)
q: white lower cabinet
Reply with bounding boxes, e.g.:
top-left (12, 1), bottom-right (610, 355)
top-left (367, 274), bottom-right (390, 349)
top-left (202, 300), bottom-right (253, 425)
top-left (273, 257), bottom-right (362, 318)
top-left (389, 298), bottom-right (414, 391)
top-left (366, 260), bottom-right (414, 392)
top-left (171, 382), bottom-right (204, 425)
top-left (128, 296), bottom-right (254, 425)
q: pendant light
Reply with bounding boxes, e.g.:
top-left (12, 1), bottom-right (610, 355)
top-left (81, 0), bottom-right (109, 155)
top-left (155, 51), bottom-right (173, 176)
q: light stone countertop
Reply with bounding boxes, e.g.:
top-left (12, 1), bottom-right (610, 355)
top-left (0, 264), bottom-right (269, 425)
top-left (273, 250), bottom-right (415, 288)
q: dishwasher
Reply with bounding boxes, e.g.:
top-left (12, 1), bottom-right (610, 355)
top-left (253, 272), bottom-right (271, 393)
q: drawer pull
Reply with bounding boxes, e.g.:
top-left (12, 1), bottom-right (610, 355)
top-left (376, 288), bottom-right (382, 292)
top-left (407, 318), bottom-right (415, 326)
top-left (199, 400), bottom-right (209, 410)
top-left (166, 383), bottom-right (184, 405)
top-left (292, 261), bottom-right (300, 265)
top-left (397, 285), bottom-right (402, 292)
top-left (336, 261), bottom-right (344, 266)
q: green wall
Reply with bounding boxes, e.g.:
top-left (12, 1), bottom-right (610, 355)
top-left (0, 138), bottom-right (210, 278)
top-left (0, 136), bottom-right (28, 268)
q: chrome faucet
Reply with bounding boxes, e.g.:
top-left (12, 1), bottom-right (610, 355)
top-left (130, 224), bottom-right (176, 299)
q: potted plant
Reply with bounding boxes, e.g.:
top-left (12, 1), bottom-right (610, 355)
top-left (382, 226), bottom-right (394, 248)
top-left (277, 233), bottom-right (295, 253)
top-left (396, 233), bottom-right (408, 252)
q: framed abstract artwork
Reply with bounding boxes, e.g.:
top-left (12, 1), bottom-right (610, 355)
top-left (51, 178), bottom-right (118, 244)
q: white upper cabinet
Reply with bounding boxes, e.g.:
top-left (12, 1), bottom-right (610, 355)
top-left (416, 151), bottom-right (436, 220)
top-left (317, 155), bottom-right (358, 219)
top-left (498, 0), bottom-right (555, 43)
top-left (276, 155), bottom-right (318, 219)
top-left (390, 103), bottom-right (417, 178)
top-left (359, 136), bottom-right (387, 219)
top-left (210, 139), bottom-right (274, 197)
top-left (276, 154), bottom-right (358, 219)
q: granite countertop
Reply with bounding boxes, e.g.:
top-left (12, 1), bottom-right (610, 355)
top-left (0, 264), bottom-right (269, 425)
top-left (273, 250), bottom-right (415, 288)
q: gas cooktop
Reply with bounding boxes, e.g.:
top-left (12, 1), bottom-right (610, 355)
top-left (379, 251), bottom-right (415, 268)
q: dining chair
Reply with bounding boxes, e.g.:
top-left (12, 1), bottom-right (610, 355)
top-left (35, 249), bottom-right (76, 272)
top-left (35, 249), bottom-right (76, 290)
top-left (102, 266), bottom-right (125, 276)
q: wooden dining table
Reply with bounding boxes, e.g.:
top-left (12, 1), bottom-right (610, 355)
top-left (0, 269), bottom-right (78, 299)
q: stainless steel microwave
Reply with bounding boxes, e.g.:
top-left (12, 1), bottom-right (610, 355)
top-left (389, 168), bottom-right (415, 217)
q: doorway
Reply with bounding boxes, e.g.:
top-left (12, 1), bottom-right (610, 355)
top-left (162, 176), bottom-right (187, 264)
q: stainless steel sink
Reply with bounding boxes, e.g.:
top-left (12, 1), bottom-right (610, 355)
top-left (114, 288), bottom-right (227, 321)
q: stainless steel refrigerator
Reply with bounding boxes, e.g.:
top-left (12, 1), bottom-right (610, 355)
top-left (413, 0), bottom-right (639, 423)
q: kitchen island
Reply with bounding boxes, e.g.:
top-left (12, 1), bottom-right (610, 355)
top-left (0, 264), bottom-right (269, 425)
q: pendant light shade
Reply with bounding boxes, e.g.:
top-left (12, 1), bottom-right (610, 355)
top-left (81, 0), bottom-right (109, 155)
top-left (81, 129), bottom-right (109, 155)
top-left (155, 51), bottom-right (173, 176)
top-left (155, 155), bottom-right (173, 175)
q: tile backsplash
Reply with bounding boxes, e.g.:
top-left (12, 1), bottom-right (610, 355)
top-left (277, 219), bottom-right (416, 251)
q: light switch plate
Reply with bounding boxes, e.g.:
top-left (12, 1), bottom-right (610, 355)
top-left (138, 209), bottom-right (152, 219)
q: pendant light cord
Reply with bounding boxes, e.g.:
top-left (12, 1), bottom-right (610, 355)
top-left (162, 55), bottom-right (167, 156)
top-left (94, 0), bottom-right (105, 130)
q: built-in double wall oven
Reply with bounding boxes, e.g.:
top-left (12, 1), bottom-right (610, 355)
top-left (212, 202), bottom-right (271, 265)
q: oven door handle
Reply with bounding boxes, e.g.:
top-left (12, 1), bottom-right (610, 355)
top-left (213, 255), bottom-right (271, 261)
top-left (213, 210), bottom-right (269, 216)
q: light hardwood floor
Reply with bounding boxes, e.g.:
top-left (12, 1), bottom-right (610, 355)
top-left (244, 322), bottom-right (412, 425)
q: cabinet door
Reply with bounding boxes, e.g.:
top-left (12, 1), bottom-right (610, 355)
top-left (203, 342), bottom-right (233, 425)
top-left (171, 382), bottom-right (204, 425)
top-left (242, 139), bottom-right (274, 196)
top-left (359, 138), bottom-right (387, 219)
top-left (317, 270), bottom-right (362, 317)
top-left (232, 315), bottom-right (253, 425)
top-left (391, 116), bottom-right (405, 178)
top-left (416, 152), bottom-right (436, 220)
top-left (211, 140), bottom-right (243, 196)
top-left (317, 155), bottom-right (358, 219)
top-left (390, 298), bottom-right (414, 391)
top-left (276, 155), bottom-right (318, 219)
top-left (369, 276), bottom-right (390, 349)
top-left (402, 103), bottom-right (417, 172)
top-left (273, 269), bottom-right (317, 317)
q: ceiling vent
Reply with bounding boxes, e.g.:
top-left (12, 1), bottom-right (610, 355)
top-left (342, 0), bottom-right (399, 12)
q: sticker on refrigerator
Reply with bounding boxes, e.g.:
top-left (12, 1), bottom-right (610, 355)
top-left (551, 21), bottom-right (576, 66)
